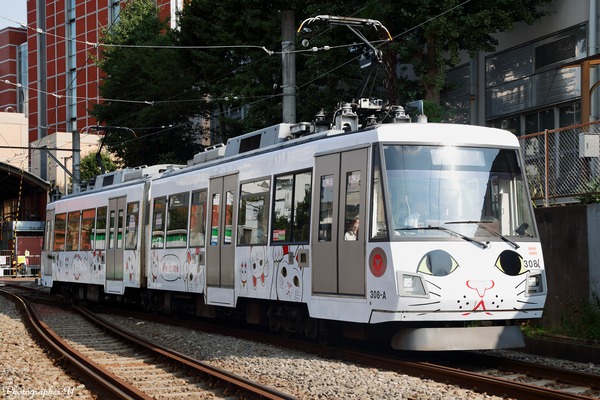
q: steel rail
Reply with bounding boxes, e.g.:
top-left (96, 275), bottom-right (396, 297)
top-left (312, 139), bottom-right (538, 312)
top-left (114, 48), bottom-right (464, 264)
top-left (343, 350), bottom-right (595, 400)
top-left (74, 305), bottom-right (298, 400)
top-left (0, 288), bottom-right (151, 399)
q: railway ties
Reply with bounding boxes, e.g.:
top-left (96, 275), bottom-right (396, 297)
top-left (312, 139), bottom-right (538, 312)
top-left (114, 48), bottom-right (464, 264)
top-left (437, 351), bottom-right (600, 400)
top-left (474, 366), bottom-right (599, 398)
top-left (3, 280), bottom-right (598, 399)
top-left (1, 287), bottom-right (297, 400)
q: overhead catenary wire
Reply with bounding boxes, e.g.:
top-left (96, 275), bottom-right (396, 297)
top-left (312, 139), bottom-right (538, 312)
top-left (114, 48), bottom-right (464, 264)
top-left (0, 0), bottom-right (474, 146)
top-left (0, 2), bottom-right (460, 109)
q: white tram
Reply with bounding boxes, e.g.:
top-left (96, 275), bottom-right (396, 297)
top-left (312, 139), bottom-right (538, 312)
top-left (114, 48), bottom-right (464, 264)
top-left (41, 100), bottom-right (547, 350)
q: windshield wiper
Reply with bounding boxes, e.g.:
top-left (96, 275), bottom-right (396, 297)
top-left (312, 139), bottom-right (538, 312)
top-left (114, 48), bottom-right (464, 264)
top-left (395, 226), bottom-right (489, 249)
top-left (445, 220), bottom-right (519, 249)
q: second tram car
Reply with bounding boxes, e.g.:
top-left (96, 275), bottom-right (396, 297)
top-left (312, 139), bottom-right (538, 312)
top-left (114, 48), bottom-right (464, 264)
top-left (41, 101), bottom-right (547, 351)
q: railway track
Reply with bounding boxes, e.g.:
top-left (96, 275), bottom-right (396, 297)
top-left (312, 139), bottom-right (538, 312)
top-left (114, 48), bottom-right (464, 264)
top-left (364, 351), bottom-right (600, 400)
top-left (0, 285), bottom-right (296, 400)
top-left (95, 305), bottom-right (600, 400)
top-left (3, 280), bottom-right (599, 399)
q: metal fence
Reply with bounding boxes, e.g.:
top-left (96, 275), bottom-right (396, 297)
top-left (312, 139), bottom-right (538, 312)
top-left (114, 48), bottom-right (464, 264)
top-left (519, 121), bottom-right (600, 206)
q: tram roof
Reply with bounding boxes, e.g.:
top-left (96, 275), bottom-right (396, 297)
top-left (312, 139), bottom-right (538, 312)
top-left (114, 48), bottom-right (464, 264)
top-left (373, 122), bottom-right (520, 147)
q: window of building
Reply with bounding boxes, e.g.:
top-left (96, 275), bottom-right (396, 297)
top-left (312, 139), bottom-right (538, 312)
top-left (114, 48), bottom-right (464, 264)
top-left (559, 102), bottom-right (581, 127)
top-left (491, 116), bottom-right (522, 136)
top-left (525, 108), bottom-right (555, 134)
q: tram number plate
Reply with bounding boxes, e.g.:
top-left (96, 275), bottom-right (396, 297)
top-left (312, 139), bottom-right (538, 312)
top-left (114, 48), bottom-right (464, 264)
top-left (525, 259), bottom-right (541, 269)
top-left (369, 290), bottom-right (386, 300)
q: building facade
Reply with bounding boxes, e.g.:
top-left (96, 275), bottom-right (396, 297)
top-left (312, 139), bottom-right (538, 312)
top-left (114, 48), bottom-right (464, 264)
top-left (0, 1), bottom-right (182, 266)
top-left (448, 0), bottom-right (599, 134)
top-left (0, 27), bottom-right (27, 114)
top-left (2, 0), bottom-right (599, 172)
top-left (25, 0), bottom-right (181, 156)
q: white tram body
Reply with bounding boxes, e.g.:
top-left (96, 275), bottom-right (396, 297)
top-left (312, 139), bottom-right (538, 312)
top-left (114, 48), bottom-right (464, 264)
top-left (41, 103), bottom-right (547, 350)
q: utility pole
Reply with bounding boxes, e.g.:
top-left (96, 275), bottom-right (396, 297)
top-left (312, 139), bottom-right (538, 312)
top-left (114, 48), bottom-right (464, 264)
top-left (62, 156), bottom-right (72, 195)
top-left (72, 130), bottom-right (81, 193)
top-left (281, 11), bottom-right (296, 124)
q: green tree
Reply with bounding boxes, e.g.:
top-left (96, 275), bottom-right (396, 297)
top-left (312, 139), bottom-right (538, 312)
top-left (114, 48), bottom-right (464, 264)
top-left (94, 0), bottom-right (556, 158)
top-left (177, 0), bottom-right (296, 141)
top-left (91, 0), bottom-right (205, 167)
top-left (79, 151), bottom-right (120, 184)
top-left (176, 0), bottom-right (554, 128)
top-left (375, 0), bottom-right (555, 105)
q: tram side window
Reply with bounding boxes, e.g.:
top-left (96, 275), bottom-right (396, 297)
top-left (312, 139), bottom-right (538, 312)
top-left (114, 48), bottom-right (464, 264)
top-left (210, 193), bottom-right (220, 246)
top-left (95, 207), bottom-right (107, 250)
top-left (125, 202), bottom-right (139, 250)
top-left (108, 209), bottom-right (116, 249)
top-left (66, 211), bottom-right (81, 251)
top-left (344, 171), bottom-right (361, 241)
top-left (271, 171), bottom-right (311, 243)
top-left (116, 208), bottom-right (125, 249)
top-left (224, 191), bottom-right (234, 245)
top-left (80, 209), bottom-right (95, 251)
top-left (53, 213), bottom-right (66, 251)
top-left (167, 193), bottom-right (189, 248)
top-left (152, 197), bottom-right (167, 248)
top-left (189, 190), bottom-right (207, 247)
top-left (44, 214), bottom-right (53, 252)
top-left (370, 145), bottom-right (388, 240)
top-left (238, 178), bottom-right (270, 246)
top-left (318, 175), bottom-right (334, 242)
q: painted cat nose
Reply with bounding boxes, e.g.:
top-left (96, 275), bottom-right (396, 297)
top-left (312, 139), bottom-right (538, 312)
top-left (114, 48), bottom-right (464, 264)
top-left (466, 280), bottom-right (495, 297)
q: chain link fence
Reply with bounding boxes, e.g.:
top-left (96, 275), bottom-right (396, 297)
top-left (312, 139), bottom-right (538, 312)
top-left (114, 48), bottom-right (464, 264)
top-left (519, 121), bottom-right (600, 206)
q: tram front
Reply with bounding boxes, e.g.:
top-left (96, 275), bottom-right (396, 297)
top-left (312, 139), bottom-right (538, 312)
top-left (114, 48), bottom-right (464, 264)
top-left (368, 130), bottom-right (547, 350)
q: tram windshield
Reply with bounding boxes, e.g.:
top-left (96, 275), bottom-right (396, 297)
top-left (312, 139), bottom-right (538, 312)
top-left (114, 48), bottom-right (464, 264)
top-left (382, 145), bottom-right (536, 240)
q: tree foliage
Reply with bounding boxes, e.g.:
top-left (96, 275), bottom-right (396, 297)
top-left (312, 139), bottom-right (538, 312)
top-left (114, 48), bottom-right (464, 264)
top-left (92, 0), bottom-right (555, 166)
top-left (90, 0), bottom-right (204, 167)
top-left (79, 151), bottom-right (120, 183)
top-left (176, 0), bottom-right (554, 129)
top-left (376, 0), bottom-right (555, 104)
top-left (176, 0), bottom-right (305, 141)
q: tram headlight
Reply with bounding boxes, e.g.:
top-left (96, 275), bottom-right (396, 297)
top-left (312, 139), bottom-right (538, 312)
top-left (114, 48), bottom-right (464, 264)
top-left (526, 272), bottom-right (544, 295)
top-left (398, 272), bottom-right (427, 297)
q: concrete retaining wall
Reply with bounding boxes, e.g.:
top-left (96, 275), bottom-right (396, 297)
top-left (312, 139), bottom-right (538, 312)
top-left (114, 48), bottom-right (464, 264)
top-left (535, 204), bottom-right (599, 328)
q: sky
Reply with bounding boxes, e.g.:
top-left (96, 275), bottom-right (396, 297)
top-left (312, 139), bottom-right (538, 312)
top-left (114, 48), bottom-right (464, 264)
top-left (0, 1), bottom-right (27, 30)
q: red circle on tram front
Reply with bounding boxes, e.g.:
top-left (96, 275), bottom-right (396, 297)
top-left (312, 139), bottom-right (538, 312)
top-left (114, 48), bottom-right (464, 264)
top-left (369, 247), bottom-right (387, 277)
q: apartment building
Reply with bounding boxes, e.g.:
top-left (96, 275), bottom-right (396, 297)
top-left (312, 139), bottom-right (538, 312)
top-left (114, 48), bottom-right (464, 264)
top-left (448, 0), bottom-right (598, 133)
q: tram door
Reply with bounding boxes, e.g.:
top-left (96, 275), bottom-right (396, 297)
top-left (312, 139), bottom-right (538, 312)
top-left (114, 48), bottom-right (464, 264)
top-left (106, 197), bottom-right (126, 288)
top-left (43, 209), bottom-right (54, 277)
top-left (206, 174), bottom-right (238, 295)
top-left (312, 147), bottom-right (368, 296)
